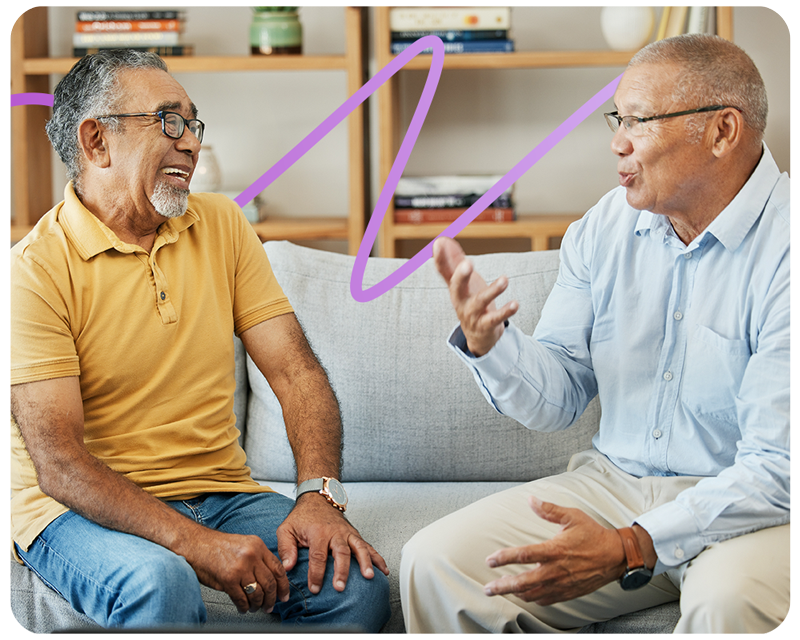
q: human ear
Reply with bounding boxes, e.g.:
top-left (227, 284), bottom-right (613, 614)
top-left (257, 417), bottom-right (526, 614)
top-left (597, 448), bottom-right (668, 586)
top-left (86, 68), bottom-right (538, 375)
top-left (77, 119), bottom-right (112, 169)
top-left (709, 108), bottom-right (744, 159)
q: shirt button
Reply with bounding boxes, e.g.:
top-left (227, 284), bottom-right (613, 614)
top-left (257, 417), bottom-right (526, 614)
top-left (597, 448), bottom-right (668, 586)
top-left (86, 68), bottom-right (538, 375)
top-left (160, 292), bottom-right (166, 301)
top-left (673, 311), bottom-right (683, 321)
top-left (684, 251), bottom-right (693, 260)
top-left (663, 371), bottom-right (673, 381)
top-left (653, 429), bottom-right (662, 439)
top-left (675, 547), bottom-right (685, 559)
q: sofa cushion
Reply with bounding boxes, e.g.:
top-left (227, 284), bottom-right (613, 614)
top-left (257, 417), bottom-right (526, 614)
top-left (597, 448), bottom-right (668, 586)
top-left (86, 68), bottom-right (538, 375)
top-left (245, 241), bottom-right (599, 483)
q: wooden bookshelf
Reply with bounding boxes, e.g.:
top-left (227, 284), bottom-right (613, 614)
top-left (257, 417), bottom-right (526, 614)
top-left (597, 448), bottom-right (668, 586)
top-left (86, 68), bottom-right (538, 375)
top-left (374, 7), bottom-right (734, 258)
top-left (10, 7), bottom-right (369, 254)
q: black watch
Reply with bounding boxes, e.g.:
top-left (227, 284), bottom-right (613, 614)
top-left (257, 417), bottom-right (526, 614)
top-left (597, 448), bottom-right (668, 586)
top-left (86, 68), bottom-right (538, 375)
top-left (617, 527), bottom-right (653, 591)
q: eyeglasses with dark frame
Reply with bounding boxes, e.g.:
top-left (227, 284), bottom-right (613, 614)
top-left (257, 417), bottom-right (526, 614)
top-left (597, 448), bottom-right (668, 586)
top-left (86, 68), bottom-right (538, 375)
top-left (604, 105), bottom-right (743, 136)
top-left (95, 110), bottom-right (205, 144)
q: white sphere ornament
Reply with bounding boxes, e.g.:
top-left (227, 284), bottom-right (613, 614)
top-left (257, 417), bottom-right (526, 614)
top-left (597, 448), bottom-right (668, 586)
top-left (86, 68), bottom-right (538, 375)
top-left (600, 7), bottom-right (655, 51)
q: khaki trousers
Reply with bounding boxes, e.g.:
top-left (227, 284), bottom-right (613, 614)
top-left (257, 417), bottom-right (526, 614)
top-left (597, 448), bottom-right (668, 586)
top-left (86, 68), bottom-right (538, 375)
top-left (400, 450), bottom-right (789, 633)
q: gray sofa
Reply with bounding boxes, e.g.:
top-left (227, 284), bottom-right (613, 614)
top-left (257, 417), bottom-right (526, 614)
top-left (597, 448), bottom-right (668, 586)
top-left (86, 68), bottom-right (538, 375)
top-left (10, 240), bottom-right (680, 633)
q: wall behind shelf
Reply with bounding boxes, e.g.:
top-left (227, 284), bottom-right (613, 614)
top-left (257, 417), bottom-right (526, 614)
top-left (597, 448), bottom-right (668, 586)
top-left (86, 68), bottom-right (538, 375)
top-left (391, 6), bottom-right (789, 229)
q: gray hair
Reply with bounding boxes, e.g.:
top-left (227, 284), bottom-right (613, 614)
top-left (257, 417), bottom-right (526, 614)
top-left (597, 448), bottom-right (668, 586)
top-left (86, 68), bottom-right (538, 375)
top-left (46, 49), bottom-right (169, 190)
top-left (629, 34), bottom-right (768, 141)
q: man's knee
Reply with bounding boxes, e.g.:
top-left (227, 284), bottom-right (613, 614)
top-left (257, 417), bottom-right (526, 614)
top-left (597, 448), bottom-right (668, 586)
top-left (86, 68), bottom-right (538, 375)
top-left (343, 567), bottom-right (391, 631)
top-left (677, 525), bottom-right (789, 633)
top-left (111, 553), bottom-right (206, 628)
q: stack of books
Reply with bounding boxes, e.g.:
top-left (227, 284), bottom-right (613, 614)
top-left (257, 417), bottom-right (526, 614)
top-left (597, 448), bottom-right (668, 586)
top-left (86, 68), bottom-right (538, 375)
top-left (389, 7), bottom-right (514, 55)
top-left (394, 175), bottom-right (515, 224)
top-left (657, 7), bottom-right (717, 39)
top-left (73, 9), bottom-right (193, 57)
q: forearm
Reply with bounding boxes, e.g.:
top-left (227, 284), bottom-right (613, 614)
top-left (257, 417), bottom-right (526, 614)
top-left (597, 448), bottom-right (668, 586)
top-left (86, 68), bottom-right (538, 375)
top-left (241, 314), bottom-right (343, 483)
top-left (280, 364), bottom-right (343, 483)
top-left (37, 441), bottom-right (200, 553)
top-left (12, 379), bottom-right (202, 560)
top-left (449, 322), bottom-right (597, 432)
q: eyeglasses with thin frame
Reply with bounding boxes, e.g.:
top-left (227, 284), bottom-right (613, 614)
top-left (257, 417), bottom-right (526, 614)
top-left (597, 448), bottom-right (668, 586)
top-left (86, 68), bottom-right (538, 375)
top-left (95, 110), bottom-right (205, 144)
top-left (604, 105), bottom-right (743, 136)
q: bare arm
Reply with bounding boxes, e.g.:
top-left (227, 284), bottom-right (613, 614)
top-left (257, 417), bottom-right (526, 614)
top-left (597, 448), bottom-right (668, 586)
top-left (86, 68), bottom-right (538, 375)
top-left (240, 313), bottom-right (389, 594)
top-left (11, 376), bottom-right (289, 614)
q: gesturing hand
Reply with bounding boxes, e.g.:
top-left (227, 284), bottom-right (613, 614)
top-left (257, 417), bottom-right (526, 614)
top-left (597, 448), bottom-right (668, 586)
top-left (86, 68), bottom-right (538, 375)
top-left (483, 497), bottom-right (627, 606)
top-left (433, 237), bottom-right (518, 357)
top-left (277, 493), bottom-right (389, 595)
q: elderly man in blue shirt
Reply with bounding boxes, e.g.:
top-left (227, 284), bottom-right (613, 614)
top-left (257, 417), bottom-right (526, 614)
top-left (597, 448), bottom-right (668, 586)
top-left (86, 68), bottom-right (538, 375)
top-left (400, 34), bottom-right (789, 634)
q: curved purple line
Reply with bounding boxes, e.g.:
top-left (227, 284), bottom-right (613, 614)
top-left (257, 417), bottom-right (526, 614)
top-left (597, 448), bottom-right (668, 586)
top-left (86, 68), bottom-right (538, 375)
top-left (350, 72), bottom-right (623, 302)
top-left (11, 92), bottom-right (54, 107)
top-left (233, 35), bottom-right (444, 209)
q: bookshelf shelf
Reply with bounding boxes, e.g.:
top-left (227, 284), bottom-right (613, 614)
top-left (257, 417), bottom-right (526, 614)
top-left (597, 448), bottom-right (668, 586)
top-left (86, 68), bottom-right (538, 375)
top-left (392, 214), bottom-right (582, 252)
top-left (22, 54), bottom-right (352, 75)
top-left (374, 7), bottom-right (734, 258)
top-left (10, 7), bottom-right (368, 254)
top-left (395, 50), bottom-right (638, 71)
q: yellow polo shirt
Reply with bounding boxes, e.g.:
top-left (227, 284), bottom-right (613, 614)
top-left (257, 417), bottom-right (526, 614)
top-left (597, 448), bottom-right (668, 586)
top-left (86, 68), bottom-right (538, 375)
top-left (10, 184), bottom-right (293, 553)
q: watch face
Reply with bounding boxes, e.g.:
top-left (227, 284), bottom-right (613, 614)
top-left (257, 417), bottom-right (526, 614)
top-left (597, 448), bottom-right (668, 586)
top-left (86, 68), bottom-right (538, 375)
top-left (621, 568), bottom-right (653, 591)
top-left (325, 478), bottom-right (348, 506)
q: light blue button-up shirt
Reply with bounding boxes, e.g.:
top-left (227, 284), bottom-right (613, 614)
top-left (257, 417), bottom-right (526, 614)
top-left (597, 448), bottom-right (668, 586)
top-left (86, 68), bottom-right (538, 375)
top-left (449, 146), bottom-right (789, 570)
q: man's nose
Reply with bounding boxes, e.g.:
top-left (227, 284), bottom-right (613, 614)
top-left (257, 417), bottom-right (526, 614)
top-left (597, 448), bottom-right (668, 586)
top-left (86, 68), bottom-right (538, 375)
top-left (610, 126), bottom-right (632, 156)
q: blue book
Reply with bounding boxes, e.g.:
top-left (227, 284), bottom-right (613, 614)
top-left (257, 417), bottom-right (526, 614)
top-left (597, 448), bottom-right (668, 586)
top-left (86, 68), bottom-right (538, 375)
top-left (391, 39), bottom-right (515, 55)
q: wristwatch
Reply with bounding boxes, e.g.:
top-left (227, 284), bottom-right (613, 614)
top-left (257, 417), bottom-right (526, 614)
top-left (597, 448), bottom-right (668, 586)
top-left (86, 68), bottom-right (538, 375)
top-left (296, 477), bottom-right (348, 512)
top-left (617, 527), bottom-right (653, 591)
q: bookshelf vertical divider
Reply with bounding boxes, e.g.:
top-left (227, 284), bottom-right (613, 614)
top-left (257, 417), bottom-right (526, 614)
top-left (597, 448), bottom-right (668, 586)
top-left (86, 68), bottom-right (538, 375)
top-left (10, 7), bottom-right (370, 255)
top-left (374, 7), bottom-right (734, 258)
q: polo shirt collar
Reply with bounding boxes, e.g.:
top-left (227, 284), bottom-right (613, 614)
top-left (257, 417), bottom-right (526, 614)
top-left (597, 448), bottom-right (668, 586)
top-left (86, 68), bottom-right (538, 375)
top-left (58, 182), bottom-right (198, 260)
top-left (632, 144), bottom-right (782, 252)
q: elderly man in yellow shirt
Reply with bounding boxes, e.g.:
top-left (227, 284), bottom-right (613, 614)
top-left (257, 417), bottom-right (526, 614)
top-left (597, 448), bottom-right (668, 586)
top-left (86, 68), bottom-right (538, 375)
top-left (10, 49), bottom-right (389, 631)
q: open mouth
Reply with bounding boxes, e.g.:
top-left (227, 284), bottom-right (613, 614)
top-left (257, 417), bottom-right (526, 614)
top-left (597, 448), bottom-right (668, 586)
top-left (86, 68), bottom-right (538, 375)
top-left (161, 167), bottom-right (190, 187)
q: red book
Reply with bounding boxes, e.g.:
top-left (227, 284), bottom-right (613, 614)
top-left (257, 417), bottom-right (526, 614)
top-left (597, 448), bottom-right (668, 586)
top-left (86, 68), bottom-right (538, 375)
top-left (394, 207), bottom-right (515, 224)
top-left (76, 19), bottom-right (183, 33)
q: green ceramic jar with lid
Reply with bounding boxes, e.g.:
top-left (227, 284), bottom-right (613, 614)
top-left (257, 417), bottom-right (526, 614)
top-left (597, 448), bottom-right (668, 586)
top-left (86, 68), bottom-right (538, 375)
top-left (250, 7), bottom-right (302, 55)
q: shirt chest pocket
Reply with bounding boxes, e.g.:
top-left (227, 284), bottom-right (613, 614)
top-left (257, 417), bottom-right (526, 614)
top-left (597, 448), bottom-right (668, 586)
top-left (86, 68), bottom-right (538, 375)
top-left (682, 324), bottom-right (751, 419)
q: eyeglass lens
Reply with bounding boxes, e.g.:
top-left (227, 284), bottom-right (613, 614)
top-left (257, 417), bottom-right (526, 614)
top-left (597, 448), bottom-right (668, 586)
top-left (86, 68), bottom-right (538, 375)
top-left (163, 112), bottom-right (204, 143)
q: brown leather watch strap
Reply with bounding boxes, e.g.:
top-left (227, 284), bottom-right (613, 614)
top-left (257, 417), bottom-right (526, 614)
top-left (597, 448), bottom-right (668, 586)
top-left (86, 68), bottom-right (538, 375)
top-left (617, 527), bottom-right (645, 570)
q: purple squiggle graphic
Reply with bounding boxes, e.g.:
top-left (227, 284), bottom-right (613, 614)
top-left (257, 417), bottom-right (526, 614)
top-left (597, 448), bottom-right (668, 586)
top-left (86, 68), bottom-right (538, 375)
top-left (10, 38), bottom-right (622, 303)
top-left (10, 92), bottom-right (54, 107)
top-left (351, 68), bottom-right (622, 302)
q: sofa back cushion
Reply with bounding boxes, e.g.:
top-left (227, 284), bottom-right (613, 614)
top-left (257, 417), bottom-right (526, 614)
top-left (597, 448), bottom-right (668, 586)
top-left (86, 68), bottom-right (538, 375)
top-left (245, 241), bottom-right (599, 483)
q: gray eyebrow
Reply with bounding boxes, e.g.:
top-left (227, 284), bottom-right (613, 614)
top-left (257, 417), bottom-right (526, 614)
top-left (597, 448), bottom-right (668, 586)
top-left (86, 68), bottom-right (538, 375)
top-left (156, 100), bottom-right (199, 119)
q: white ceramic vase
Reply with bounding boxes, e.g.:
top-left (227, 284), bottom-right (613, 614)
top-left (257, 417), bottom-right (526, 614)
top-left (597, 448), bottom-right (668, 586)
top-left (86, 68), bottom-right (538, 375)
top-left (192, 145), bottom-right (222, 192)
top-left (600, 7), bottom-right (655, 51)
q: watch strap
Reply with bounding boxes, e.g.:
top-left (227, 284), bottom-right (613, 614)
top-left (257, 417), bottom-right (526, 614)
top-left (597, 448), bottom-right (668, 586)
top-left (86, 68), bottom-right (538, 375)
top-left (296, 478), bottom-right (324, 498)
top-left (617, 527), bottom-right (645, 570)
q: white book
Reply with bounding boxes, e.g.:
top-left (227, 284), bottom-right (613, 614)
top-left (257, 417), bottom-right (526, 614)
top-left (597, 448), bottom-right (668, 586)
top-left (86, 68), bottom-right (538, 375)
top-left (396, 175), bottom-right (512, 197)
top-left (73, 31), bottom-right (181, 47)
top-left (389, 7), bottom-right (511, 31)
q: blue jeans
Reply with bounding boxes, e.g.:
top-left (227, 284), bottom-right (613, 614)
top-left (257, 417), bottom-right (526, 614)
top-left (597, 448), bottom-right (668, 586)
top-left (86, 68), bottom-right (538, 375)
top-left (16, 492), bottom-right (390, 631)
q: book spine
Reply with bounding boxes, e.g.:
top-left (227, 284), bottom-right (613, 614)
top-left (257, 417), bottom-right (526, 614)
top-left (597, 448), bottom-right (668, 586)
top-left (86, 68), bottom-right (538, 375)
top-left (76, 11), bottom-right (184, 21)
top-left (391, 29), bottom-right (508, 42)
top-left (394, 194), bottom-right (513, 209)
top-left (391, 40), bottom-right (514, 55)
top-left (685, 6), bottom-right (709, 34)
top-left (76, 19), bottom-right (183, 33)
top-left (74, 32), bottom-right (181, 47)
top-left (394, 207), bottom-right (515, 224)
top-left (389, 7), bottom-right (511, 31)
top-left (73, 45), bottom-right (194, 57)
